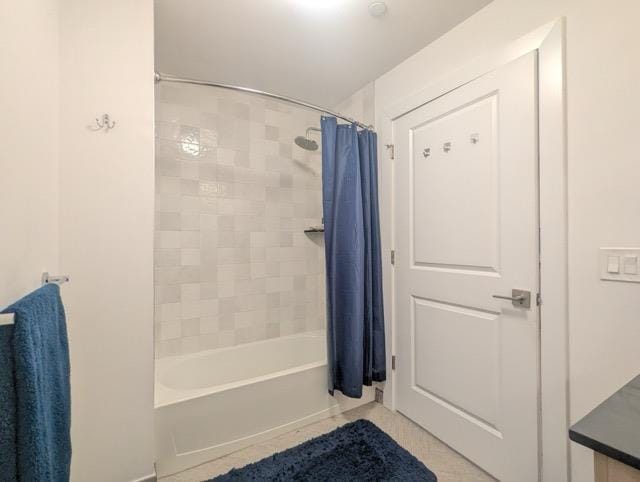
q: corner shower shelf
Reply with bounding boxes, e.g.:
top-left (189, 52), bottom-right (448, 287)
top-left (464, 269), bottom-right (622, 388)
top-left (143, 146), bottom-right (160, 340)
top-left (304, 226), bottom-right (324, 233)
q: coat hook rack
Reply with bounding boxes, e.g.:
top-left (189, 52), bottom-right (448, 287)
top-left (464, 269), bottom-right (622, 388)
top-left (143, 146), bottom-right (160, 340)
top-left (443, 142), bottom-right (452, 153)
top-left (423, 147), bottom-right (431, 158)
top-left (89, 114), bottom-right (116, 132)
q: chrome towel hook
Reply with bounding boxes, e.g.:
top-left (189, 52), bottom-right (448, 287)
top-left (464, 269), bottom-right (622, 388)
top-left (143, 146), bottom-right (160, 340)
top-left (89, 114), bottom-right (116, 132)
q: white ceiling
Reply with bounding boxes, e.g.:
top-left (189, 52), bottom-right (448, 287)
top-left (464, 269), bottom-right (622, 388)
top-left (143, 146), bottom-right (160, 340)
top-left (155, 0), bottom-right (492, 107)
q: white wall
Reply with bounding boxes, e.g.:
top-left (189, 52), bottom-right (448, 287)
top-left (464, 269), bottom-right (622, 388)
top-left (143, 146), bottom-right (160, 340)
top-left (58, 0), bottom-right (156, 480)
top-left (333, 82), bottom-right (376, 127)
top-left (375, 1), bottom-right (640, 481)
top-left (2, 1), bottom-right (155, 480)
top-left (0, 0), bottom-right (59, 307)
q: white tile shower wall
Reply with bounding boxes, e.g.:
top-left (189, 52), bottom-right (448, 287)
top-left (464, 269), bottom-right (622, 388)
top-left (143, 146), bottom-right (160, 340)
top-left (154, 83), bottom-right (326, 358)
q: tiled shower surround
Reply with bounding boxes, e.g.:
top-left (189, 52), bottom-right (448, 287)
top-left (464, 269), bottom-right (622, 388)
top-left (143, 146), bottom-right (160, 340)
top-left (154, 83), bottom-right (326, 358)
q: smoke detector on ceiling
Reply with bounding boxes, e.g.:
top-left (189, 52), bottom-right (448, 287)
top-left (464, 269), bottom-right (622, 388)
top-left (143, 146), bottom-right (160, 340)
top-left (368, 1), bottom-right (387, 17)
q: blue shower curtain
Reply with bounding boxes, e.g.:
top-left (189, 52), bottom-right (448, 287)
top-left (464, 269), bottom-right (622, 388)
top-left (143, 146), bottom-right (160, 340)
top-left (321, 116), bottom-right (386, 399)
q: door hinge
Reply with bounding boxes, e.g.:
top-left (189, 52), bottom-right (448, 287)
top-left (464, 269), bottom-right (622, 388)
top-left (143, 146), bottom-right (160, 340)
top-left (390, 250), bottom-right (395, 265)
top-left (391, 355), bottom-right (396, 370)
top-left (385, 144), bottom-right (395, 160)
top-left (536, 293), bottom-right (542, 306)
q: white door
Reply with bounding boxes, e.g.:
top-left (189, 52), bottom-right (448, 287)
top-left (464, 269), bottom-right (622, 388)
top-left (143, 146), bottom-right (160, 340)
top-left (393, 52), bottom-right (539, 482)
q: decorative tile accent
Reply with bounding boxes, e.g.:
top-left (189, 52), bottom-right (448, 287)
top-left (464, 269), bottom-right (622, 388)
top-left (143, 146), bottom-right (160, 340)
top-left (155, 83), bottom-right (326, 358)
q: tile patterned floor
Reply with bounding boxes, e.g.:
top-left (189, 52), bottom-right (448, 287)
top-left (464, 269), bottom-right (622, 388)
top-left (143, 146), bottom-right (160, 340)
top-left (160, 402), bottom-right (496, 482)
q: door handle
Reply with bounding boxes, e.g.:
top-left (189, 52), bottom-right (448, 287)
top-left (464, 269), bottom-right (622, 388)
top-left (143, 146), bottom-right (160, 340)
top-left (492, 289), bottom-right (531, 309)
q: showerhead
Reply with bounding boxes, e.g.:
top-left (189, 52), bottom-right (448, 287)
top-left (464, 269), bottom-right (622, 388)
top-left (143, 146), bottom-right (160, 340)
top-left (294, 136), bottom-right (318, 151)
top-left (294, 126), bottom-right (321, 151)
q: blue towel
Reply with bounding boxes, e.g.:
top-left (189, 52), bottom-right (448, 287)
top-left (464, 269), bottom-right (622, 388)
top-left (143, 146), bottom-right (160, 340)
top-left (0, 314), bottom-right (17, 480)
top-left (0, 284), bottom-right (71, 482)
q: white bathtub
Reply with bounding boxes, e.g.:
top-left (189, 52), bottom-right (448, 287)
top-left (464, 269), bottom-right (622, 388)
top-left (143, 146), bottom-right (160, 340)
top-left (154, 331), bottom-right (374, 477)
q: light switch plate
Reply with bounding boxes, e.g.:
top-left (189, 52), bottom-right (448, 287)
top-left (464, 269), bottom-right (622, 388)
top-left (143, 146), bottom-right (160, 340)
top-left (607, 255), bottom-right (620, 273)
top-left (600, 248), bottom-right (640, 283)
top-left (623, 256), bottom-right (638, 275)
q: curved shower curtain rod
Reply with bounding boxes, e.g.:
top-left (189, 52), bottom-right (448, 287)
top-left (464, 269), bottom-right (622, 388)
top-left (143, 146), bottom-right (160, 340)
top-left (154, 72), bottom-right (374, 131)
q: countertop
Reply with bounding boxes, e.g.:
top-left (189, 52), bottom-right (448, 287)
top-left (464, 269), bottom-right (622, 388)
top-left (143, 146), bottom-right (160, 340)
top-left (569, 374), bottom-right (640, 470)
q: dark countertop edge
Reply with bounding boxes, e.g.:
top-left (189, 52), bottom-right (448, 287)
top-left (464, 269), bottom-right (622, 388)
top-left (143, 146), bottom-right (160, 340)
top-left (569, 427), bottom-right (640, 471)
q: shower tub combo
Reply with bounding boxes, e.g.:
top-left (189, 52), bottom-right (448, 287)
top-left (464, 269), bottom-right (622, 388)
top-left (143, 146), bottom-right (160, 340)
top-left (155, 331), bottom-right (374, 476)
top-left (154, 73), bottom-right (377, 478)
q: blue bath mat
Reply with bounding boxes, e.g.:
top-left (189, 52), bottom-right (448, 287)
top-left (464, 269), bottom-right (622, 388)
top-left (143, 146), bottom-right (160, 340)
top-left (209, 419), bottom-right (437, 481)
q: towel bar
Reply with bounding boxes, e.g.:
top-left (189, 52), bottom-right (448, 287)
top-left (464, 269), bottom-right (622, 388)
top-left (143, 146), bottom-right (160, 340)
top-left (41, 272), bottom-right (70, 285)
top-left (0, 274), bottom-right (70, 327)
top-left (0, 313), bottom-right (14, 326)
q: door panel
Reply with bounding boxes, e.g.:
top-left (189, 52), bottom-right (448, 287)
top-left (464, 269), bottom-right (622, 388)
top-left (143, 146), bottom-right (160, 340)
top-left (394, 52), bottom-right (539, 482)
top-left (413, 297), bottom-right (500, 429)
top-left (412, 93), bottom-right (499, 272)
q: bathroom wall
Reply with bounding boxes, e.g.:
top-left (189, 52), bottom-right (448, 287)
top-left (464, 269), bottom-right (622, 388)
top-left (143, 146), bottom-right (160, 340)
top-left (0, 0), bottom-right (59, 308)
top-left (154, 83), bottom-right (325, 358)
top-left (375, 1), bottom-right (640, 481)
top-left (332, 82), bottom-right (375, 128)
top-left (58, 0), bottom-right (156, 480)
top-left (4, 1), bottom-right (155, 480)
